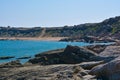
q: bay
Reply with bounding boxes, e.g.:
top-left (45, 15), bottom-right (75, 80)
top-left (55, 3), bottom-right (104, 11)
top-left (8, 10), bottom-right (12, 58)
top-left (0, 40), bottom-right (113, 64)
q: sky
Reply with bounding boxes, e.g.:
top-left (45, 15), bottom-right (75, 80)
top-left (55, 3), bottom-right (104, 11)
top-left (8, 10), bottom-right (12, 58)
top-left (0, 0), bottom-right (120, 27)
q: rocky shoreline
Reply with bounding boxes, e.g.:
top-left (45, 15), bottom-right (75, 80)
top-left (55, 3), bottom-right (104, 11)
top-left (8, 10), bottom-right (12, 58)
top-left (59, 36), bottom-right (117, 43)
top-left (0, 43), bottom-right (120, 80)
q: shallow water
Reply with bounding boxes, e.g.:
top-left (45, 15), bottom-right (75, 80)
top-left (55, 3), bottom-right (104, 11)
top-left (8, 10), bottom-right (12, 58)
top-left (0, 40), bottom-right (113, 64)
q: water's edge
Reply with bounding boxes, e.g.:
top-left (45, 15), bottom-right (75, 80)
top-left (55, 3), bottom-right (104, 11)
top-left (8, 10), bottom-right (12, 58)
top-left (0, 40), bottom-right (114, 64)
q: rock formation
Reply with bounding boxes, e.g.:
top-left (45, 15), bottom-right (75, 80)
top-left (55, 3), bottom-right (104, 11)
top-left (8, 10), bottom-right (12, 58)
top-left (89, 57), bottom-right (120, 80)
top-left (28, 45), bottom-right (97, 65)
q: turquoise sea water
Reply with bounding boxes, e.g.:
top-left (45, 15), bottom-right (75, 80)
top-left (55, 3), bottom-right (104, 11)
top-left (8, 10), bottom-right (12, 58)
top-left (0, 40), bottom-right (113, 64)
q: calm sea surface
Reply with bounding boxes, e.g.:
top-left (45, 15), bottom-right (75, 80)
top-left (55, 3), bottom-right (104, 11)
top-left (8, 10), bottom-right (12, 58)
top-left (0, 40), bottom-right (113, 64)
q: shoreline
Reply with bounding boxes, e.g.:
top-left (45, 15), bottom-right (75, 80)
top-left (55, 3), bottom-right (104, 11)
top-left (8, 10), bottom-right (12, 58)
top-left (0, 37), bottom-right (66, 41)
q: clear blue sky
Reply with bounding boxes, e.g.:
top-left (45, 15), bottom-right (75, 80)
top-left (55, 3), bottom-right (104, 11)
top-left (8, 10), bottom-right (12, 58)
top-left (0, 0), bottom-right (120, 27)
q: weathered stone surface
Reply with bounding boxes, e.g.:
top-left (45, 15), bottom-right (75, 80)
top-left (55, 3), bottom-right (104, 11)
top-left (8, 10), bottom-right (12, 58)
top-left (0, 64), bottom-right (94, 80)
top-left (89, 57), bottom-right (120, 80)
top-left (83, 75), bottom-right (96, 80)
top-left (99, 46), bottom-right (120, 57)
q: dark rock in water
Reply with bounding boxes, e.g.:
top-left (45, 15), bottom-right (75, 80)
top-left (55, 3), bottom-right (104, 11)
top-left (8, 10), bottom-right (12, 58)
top-left (0, 56), bottom-right (15, 60)
top-left (30, 49), bottom-right (64, 64)
top-left (17, 56), bottom-right (31, 59)
top-left (28, 45), bottom-right (98, 65)
top-left (0, 60), bottom-right (22, 68)
top-left (89, 57), bottom-right (120, 80)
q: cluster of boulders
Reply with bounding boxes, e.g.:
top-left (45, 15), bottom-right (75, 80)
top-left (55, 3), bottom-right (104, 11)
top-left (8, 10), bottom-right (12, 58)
top-left (0, 44), bottom-right (120, 80)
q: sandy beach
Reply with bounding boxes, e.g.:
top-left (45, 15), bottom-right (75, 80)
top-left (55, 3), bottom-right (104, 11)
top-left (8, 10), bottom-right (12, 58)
top-left (0, 37), bottom-right (66, 41)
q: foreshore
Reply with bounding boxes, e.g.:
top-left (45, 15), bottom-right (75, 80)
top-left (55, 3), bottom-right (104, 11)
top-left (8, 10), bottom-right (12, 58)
top-left (0, 37), bottom-right (66, 41)
top-left (1, 44), bottom-right (120, 80)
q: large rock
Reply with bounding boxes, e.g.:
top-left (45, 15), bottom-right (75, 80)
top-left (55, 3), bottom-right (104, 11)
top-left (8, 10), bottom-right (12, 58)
top-left (99, 46), bottom-right (120, 57)
top-left (29, 49), bottom-right (64, 64)
top-left (61, 45), bottom-right (97, 64)
top-left (89, 57), bottom-right (120, 80)
top-left (28, 45), bottom-right (98, 65)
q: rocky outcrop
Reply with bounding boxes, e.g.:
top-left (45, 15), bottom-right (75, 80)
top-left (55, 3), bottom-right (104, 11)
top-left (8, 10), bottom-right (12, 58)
top-left (60, 36), bottom-right (116, 43)
top-left (0, 60), bottom-right (22, 68)
top-left (62, 45), bottom-right (97, 64)
top-left (99, 46), bottom-right (120, 57)
top-left (28, 45), bottom-right (97, 65)
top-left (86, 45), bottom-right (107, 54)
top-left (29, 49), bottom-right (64, 64)
top-left (89, 57), bottom-right (120, 80)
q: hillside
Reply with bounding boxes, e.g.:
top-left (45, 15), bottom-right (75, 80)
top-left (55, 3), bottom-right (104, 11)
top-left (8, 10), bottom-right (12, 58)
top-left (0, 16), bottom-right (120, 39)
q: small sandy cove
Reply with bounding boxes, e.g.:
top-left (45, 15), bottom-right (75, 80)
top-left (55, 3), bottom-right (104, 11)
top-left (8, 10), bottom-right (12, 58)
top-left (0, 37), bottom-right (66, 41)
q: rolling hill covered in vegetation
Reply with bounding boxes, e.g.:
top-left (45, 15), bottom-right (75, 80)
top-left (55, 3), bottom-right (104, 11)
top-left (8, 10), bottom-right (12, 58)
top-left (0, 16), bottom-right (120, 39)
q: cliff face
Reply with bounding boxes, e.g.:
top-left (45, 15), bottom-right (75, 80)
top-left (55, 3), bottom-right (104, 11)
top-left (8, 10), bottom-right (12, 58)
top-left (0, 16), bottom-right (120, 38)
